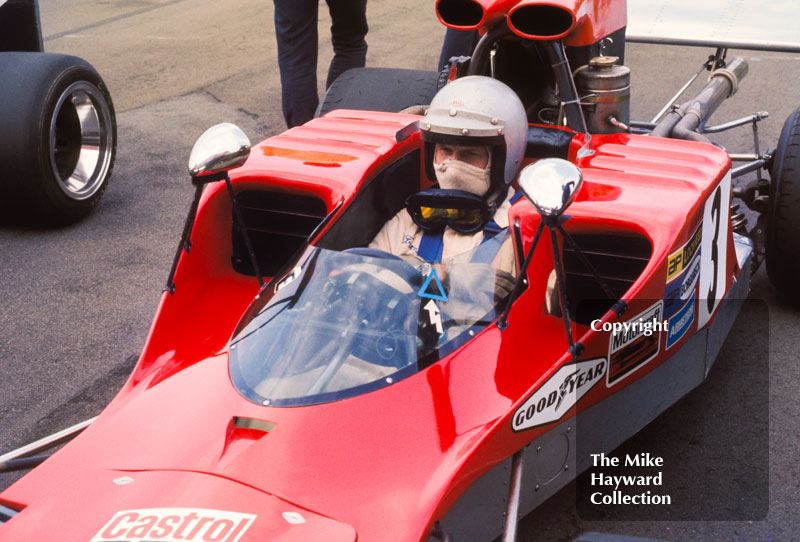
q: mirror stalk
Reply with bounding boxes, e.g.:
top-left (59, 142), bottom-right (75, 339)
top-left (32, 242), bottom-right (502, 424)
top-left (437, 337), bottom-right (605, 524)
top-left (165, 181), bottom-right (207, 294)
top-left (556, 224), bottom-right (628, 318)
top-left (548, 222), bottom-right (582, 357)
top-left (497, 221), bottom-right (544, 330)
top-left (167, 123), bottom-right (257, 294)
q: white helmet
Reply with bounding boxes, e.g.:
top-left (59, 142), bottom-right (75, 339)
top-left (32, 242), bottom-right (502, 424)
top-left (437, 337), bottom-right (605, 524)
top-left (420, 76), bottom-right (528, 202)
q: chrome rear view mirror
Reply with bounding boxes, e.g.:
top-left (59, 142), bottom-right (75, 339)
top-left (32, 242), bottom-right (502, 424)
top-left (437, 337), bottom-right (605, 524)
top-left (188, 122), bottom-right (251, 179)
top-left (519, 158), bottom-right (583, 217)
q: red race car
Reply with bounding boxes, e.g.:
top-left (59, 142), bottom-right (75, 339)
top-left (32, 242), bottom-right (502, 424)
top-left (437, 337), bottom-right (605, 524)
top-left (0, 0), bottom-right (794, 540)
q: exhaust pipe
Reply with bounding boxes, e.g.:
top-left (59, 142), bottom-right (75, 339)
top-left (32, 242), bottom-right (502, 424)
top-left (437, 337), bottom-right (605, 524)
top-left (651, 57), bottom-right (749, 143)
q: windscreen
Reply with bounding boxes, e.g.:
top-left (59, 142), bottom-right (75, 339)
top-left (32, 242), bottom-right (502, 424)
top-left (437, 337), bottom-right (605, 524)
top-left (229, 238), bottom-right (512, 406)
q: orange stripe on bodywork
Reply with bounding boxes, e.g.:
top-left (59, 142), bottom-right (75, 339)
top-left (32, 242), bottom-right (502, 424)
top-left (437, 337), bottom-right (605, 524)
top-left (260, 146), bottom-right (358, 166)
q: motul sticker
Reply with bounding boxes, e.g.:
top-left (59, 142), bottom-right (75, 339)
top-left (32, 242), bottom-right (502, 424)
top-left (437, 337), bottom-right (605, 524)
top-left (91, 508), bottom-right (256, 542)
top-left (512, 358), bottom-right (606, 432)
top-left (607, 301), bottom-right (663, 386)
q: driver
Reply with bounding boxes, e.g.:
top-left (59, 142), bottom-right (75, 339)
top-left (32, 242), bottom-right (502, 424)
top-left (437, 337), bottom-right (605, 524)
top-left (370, 75), bottom-right (528, 273)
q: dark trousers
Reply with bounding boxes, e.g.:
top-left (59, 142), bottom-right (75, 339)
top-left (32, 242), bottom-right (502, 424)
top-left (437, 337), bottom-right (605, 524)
top-left (437, 28), bottom-right (479, 72)
top-left (274, 0), bottom-right (368, 128)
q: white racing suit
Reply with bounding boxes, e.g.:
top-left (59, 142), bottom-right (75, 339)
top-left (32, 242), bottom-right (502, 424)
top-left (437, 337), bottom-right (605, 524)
top-left (369, 187), bottom-right (516, 270)
top-left (369, 188), bottom-right (517, 336)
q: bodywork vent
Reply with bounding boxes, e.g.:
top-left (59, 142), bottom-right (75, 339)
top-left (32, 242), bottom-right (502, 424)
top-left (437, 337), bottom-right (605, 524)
top-left (563, 233), bottom-right (652, 325)
top-left (232, 191), bottom-right (327, 276)
top-left (0, 502), bottom-right (20, 523)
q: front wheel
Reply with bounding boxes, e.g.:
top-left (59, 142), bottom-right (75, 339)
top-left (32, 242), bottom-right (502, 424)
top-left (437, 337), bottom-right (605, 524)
top-left (0, 52), bottom-right (116, 225)
top-left (766, 107), bottom-right (800, 300)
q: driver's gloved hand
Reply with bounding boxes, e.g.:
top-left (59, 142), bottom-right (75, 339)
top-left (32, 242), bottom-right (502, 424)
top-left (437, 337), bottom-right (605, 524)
top-left (494, 269), bottom-right (516, 306)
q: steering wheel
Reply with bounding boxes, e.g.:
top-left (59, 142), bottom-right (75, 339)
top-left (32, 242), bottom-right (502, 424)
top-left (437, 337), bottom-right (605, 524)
top-left (314, 249), bottom-right (423, 367)
top-left (342, 246), bottom-right (404, 260)
top-left (342, 247), bottom-right (423, 286)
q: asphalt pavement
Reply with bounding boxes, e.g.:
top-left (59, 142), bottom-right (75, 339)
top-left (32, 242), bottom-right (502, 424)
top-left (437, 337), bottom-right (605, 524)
top-left (0, 1), bottom-right (797, 540)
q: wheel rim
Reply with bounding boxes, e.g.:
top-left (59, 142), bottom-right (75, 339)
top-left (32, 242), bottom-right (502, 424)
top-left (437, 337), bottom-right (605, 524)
top-left (49, 81), bottom-right (114, 201)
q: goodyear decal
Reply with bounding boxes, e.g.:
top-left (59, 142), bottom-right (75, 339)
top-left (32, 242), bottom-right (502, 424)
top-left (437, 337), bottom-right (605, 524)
top-left (607, 301), bottom-right (663, 386)
top-left (664, 249), bottom-right (701, 318)
top-left (666, 222), bottom-right (702, 284)
top-left (667, 293), bottom-right (696, 349)
top-left (512, 358), bottom-right (607, 431)
top-left (91, 508), bottom-right (256, 542)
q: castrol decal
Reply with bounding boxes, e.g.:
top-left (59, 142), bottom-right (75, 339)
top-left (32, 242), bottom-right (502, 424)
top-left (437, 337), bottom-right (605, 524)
top-left (91, 508), bottom-right (256, 542)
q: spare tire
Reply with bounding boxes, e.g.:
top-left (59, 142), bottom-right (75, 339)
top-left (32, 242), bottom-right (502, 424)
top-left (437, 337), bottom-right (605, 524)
top-left (0, 52), bottom-right (116, 225)
top-left (766, 106), bottom-right (800, 299)
top-left (316, 67), bottom-right (439, 117)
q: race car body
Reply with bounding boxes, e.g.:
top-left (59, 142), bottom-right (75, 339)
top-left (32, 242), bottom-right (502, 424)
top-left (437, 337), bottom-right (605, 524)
top-left (5, 0), bottom-right (795, 539)
top-left (0, 106), bottom-right (750, 540)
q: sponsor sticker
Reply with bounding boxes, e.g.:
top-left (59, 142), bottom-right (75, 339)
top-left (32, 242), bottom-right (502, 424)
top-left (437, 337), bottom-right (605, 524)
top-left (606, 301), bottom-right (663, 386)
top-left (512, 358), bottom-right (607, 431)
top-left (666, 223), bottom-right (702, 284)
top-left (664, 250), bottom-right (701, 318)
top-left (667, 293), bottom-right (695, 349)
top-left (91, 508), bottom-right (256, 542)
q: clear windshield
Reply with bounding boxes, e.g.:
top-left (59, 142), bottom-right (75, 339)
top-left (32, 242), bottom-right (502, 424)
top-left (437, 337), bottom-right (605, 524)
top-left (230, 236), bottom-right (513, 407)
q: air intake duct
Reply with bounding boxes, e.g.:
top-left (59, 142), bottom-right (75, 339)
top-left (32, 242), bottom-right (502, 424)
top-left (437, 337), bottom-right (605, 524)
top-left (508, 1), bottom-right (576, 39)
top-left (435, 0), bottom-right (519, 30)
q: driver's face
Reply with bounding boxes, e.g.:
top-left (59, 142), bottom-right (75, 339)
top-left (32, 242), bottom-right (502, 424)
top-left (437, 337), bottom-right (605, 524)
top-left (434, 144), bottom-right (490, 169)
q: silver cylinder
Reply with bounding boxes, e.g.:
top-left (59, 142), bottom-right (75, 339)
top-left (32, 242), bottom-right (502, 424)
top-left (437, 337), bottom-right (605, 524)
top-left (575, 56), bottom-right (631, 134)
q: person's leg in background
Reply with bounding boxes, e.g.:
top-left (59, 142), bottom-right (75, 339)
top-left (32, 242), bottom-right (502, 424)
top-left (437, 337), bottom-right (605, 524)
top-left (437, 27), bottom-right (479, 72)
top-left (274, 0), bottom-right (319, 128)
top-left (325, 0), bottom-right (368, 89)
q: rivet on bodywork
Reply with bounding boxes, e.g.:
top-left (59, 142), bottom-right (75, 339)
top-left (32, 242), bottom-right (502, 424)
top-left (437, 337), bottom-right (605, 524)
top-left (449, 108), bottom-right (457, 116)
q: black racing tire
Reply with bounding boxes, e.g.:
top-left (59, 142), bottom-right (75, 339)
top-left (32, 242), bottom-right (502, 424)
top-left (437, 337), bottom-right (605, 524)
top-left (0, 52), bottom-right (116, 226)
top-left (316, 67), bottom-right (439, 117)
top-left (766, 107), bottom-right (800, 299)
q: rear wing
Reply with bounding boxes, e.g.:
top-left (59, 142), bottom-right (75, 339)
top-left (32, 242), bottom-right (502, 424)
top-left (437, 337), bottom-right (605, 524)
top-left (627, 0), bottom-right (800, 53)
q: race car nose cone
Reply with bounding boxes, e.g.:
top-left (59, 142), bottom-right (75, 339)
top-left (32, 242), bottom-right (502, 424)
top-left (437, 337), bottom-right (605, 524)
top-left (2, 468), bottom-right (356, 542)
